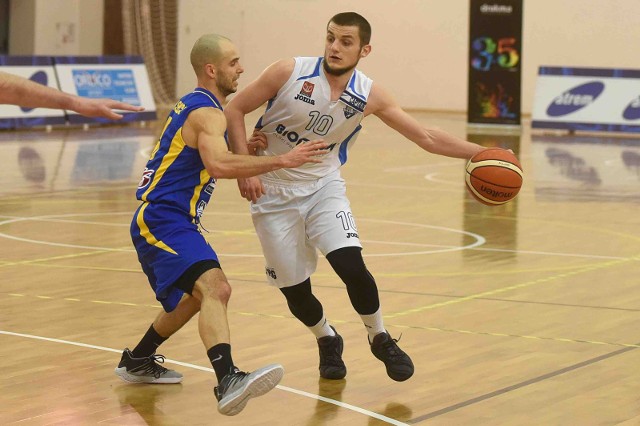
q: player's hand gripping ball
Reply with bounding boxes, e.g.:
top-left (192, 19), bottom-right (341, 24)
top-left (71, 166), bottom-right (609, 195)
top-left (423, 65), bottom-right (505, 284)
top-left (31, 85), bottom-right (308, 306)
top-left (465, 148), bottom-right (523, 206)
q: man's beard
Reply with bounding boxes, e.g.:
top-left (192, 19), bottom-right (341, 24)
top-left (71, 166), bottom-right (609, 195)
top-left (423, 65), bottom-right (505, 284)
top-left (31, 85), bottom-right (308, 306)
top-left (218, 80), bottom-right (237, 97)
top-left (322, 58), bottom-right (357, 77)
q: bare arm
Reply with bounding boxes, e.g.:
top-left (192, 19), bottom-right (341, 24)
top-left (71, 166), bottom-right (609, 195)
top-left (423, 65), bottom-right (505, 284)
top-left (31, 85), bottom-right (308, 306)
top-left (184, 107), bottom-right (327, 179)
top-left (0, 71), bottom-right (144, 120)
top-left (224, 58), bottom-right (295, 202)
top-left (366, 83), bottom-right (485, 159)
top-left (225, 58), bottom-right (294, 155)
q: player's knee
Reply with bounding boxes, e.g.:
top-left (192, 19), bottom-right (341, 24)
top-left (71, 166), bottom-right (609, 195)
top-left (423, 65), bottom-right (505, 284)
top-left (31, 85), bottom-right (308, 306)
top-left (193, 276), bottom-right (232, 305)
top-left (326, 246), bottom-right (371, 281)
top-left (280, 278), bottom-right (323, 326)
top-left (280, 278), bottom-right (313, 305)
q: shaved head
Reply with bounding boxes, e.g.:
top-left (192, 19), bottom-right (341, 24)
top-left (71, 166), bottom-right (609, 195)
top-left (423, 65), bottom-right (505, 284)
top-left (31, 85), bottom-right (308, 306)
top-left (190, 34), bottom-right (231, 77)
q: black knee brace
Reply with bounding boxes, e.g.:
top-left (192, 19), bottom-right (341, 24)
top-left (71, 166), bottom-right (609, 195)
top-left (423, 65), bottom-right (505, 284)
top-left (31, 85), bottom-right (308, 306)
top-left (279, 278), bottom-right (324, 326)
top-left (326, 247), bottom-right (380, 315)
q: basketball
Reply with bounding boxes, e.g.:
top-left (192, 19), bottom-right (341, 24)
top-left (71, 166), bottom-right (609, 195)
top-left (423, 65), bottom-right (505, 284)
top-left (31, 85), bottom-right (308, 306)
top-left (465, 148), bottom-right (523, 206)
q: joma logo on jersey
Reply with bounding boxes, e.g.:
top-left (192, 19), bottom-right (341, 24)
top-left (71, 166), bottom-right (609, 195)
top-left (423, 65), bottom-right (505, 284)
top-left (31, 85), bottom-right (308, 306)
top-left (137, 167), bottom-right (154, 189)
top-left (294, 93), bottom-right (315, 105)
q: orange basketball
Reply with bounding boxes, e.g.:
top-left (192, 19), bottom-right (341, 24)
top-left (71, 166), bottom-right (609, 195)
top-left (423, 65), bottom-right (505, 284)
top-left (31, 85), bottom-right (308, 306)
top-left (465, 148), bottom-right (523, 206)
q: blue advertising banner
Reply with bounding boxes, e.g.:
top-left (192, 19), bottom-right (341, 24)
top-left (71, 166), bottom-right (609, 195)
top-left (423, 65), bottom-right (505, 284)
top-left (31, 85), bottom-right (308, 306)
top-left (72, 69), bottom-right (141, 105)
top-left (468, 0), bottom-right (523, 126)
top-left (532, 66), bottom-right (640, 133)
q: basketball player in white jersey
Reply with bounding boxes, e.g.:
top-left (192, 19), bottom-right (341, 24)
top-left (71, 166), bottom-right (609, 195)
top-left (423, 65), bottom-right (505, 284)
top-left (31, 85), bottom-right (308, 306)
top-left (225, 12), bottom-right (487, 382)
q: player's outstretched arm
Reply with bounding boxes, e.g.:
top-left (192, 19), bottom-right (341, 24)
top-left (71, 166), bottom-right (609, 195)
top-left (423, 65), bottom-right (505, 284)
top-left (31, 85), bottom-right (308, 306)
top-left (67, 97), bottom-right (145, 120)
top-left (366, 83), bottom-right (485, 160)
top-left (0, 71), bottom-right (144, 120)
top-left (187, 107), bottom-right (328, 179)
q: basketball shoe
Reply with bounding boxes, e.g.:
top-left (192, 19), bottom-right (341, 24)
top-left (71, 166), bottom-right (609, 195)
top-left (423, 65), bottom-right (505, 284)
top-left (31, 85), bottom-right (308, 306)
top-left (114, 348), bottom-right (183, 384)
top-left (317, 327), bottom-right (347, 379)
top-left (370, 331), bottom-right (414, 381)
top-left (214, 364), bottom-right (285, 416)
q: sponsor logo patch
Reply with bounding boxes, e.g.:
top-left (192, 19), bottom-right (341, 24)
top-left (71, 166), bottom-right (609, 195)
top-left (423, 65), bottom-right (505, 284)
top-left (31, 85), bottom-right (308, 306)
top-left (137, 167), bottom-right (154, 189)
top-left (301, 81), bottom-right (315, 97)
top-left (343, 106), bottom-right (356, 119)
top-left (339, 91), bottom-right (366, 113)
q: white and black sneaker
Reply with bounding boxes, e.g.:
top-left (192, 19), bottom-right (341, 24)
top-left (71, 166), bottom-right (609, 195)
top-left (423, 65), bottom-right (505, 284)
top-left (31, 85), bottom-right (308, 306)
top-left (114, 348), bottom-right (183, 384)
top-left (214, 364), bottom-right (284, 416)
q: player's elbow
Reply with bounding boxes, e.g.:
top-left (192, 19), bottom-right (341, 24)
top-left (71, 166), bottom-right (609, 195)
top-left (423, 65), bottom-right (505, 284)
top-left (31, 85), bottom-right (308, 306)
top-left (224, 100), bottom-right (244, 118)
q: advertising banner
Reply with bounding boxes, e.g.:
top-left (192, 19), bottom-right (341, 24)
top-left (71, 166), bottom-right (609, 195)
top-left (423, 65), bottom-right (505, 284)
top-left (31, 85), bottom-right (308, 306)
top-left (54, 55), bottom-right (157, 124)
top-left (531, 67), bottom-right (640, 133)
top-left (468, 0), bottom-right (523, 126)
top-left (0, 56), bottom-right (66, 128)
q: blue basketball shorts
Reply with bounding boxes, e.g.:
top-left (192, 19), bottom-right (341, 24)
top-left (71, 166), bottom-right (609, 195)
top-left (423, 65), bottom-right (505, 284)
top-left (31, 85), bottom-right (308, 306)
top-left (130, 202), bottom-right (219, 312)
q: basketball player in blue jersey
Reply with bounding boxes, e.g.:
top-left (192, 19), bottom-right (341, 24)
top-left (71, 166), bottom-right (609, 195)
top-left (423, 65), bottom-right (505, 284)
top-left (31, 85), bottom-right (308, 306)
top-left (115, 34), bottom-right (328, 416)
top-left (225, 12), bottom-right (488, 382)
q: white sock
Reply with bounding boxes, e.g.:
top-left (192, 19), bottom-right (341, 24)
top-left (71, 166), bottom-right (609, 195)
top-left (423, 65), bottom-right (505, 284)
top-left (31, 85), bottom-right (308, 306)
top-left (360, 308), bottom-right (385, 341)
top-left (308, 316), bottom-right (335, 339)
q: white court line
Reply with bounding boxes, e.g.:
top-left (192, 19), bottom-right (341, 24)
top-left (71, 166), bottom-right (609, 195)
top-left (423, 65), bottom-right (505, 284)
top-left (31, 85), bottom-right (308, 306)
top-left (424, 172), bottom-right (461, 186)
top-left (0, 330), bottom-right (408, 426)
top-left (473, 246), bottom-right (628, 261)
top-left (0, 213), bottom-right (486, 257)
top-left (383, 161), bottom-right (461, 173)
top-left (0, 212), bottom-right (628, 261)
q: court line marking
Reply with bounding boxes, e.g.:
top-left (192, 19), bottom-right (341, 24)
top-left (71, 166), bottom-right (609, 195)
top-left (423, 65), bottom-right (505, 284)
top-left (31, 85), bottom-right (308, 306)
top-left (386, 256), bottom-right (638, 318)
top-left (407, 344), bottom-right (638, 423)
top-left (424, 172), bottom-right (461, 186)
top-left (4, 293), bottom-right (639, 349)
top-left (0, 330), bottom-right (408, 426)
top-left (0, 248), bottom-right (124, 268)
top-left (13, 260), bottom-right (607, 277)
top-left (0, 213), bottom-right (486, 258)
top-left (1, 212), bottom-right (633, 261)
top-left (383, 161), bottom-right (461, 173)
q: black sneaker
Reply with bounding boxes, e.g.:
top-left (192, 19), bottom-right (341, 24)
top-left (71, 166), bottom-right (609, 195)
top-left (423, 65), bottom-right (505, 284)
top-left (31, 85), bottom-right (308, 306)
top-left (317, 326), bottom-right (347, 380)
top-left (214, 364), bottom-right (284, 416)
top-left (114, 348), bottom-right (182, 384)
top-left (370, 332), bottom-right (414, 382)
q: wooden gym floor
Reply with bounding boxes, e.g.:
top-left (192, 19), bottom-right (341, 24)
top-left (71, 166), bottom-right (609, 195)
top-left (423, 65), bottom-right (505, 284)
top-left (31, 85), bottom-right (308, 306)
top-left (1, 111), bottom-right (639, 425)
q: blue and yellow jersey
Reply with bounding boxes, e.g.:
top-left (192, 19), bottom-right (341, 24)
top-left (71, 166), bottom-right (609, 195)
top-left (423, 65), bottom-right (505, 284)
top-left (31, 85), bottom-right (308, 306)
top-left (136, 88), bottom-right (222, 222)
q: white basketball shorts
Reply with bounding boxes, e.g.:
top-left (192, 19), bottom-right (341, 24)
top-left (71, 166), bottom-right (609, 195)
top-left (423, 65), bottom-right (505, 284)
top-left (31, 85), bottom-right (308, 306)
top-left (250, 170), bottom-right (361, 288)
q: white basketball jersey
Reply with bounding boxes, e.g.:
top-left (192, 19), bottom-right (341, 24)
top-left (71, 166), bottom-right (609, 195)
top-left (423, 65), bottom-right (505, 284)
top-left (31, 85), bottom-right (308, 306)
top-left (256, 57), bottom-right (373, 181)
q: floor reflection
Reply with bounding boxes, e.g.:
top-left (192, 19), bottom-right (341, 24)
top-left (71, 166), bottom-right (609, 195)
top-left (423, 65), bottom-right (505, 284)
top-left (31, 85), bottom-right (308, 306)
top-left (531, 134), bottom-right (640, 202)
top-left (0, 127), bottom-right (155, 196)
top-left (113, 383), bottom-right (184, 425)
top-left (463, 131), bottom-right (522, 261)
top-left (306, 377), bottom-right (347, 425)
